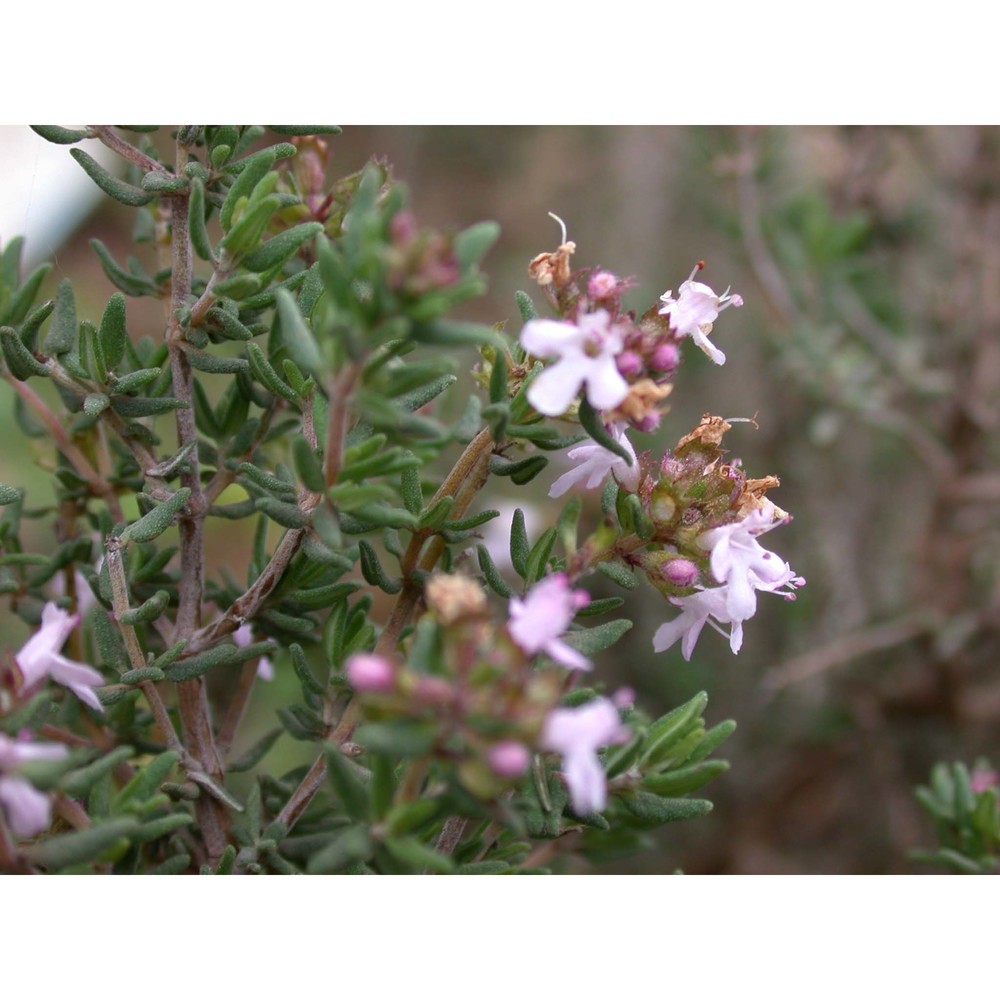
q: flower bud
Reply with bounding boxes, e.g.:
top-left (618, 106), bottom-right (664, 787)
top-left (650, 342), bottom-right (679, 372)
top-left (588, 270), bottom-right (619, 299)
top-left (663, 557), bottom-right (698, 587)
top-left (487, 740), bottom-right (531, 778)
top-left (616, 350), bottom-right (643, 378)
top-left (345, 653), bottom-right (395, 693)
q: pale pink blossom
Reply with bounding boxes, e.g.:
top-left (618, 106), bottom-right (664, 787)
top-left (0, 733), bottom-right (67, 838)
top-left (548, 423), bottom-right (639, 498)
top-left (16, 602), bottom-right (105, 712)
top-left (652, 586), bottom-right (744, 660)
top-left (542, 697), bottom-right (630, 814)
top-left (346, 653), bottom-right (396, 693)
top-left (699, 507), bottom-right (805, 623)
top-left (233, 624), bottom-right (275, 681)
top-left (658, 267), bottom-right (743, 366)
top-left (507, 574), bottom-right (591, 671)
top-left (971, 766), bottom-right (999, 794)
top-left (487, 741), bottom-right (532, 779)
top-left (521, 309), bottom-right (629, 416)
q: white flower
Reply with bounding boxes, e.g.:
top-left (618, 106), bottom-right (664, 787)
top-left (699, 507), bottom-right (804, 622)
top-left (0, 733), bottom-right (67, 839)
top-left (652, 587), bottom-right (744, 660)
top-left (549, 423), bottom-right (640, 498)
top-left (507, 574), bottom-right (592, 671)
top-left (542, 697), bottom-right (630, 814)
top-left (16, 602), bottom-right (105, 712)
top-left (521, 309), bottom-right (629, 416)
top-left (658, 267), bottom-right (743, 366)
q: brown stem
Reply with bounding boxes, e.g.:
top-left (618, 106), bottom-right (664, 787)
top-left (89, 126), bottom-right (163, 174)
top-left (435, 815), bottom-right (468, 856)
top-left (276, 427), bottom-right (498, 832)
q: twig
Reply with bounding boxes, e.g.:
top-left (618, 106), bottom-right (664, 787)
top-left (435, 816), bottom-right (468, 857)
top-left (88, 126), bottom-right (162, 174)
top-left (760, 613), bottom-right (929, 697)
top-left (217, 659), bottom-right (261, 759)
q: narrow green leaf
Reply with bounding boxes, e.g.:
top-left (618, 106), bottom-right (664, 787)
top-left (509, 508), bottom-right (529, 579)
top-left (121, 488), bottom-right (191, 543)
top-left (578, 397), bottom-right (633, 465)
top-left (44, 279), bottom-right (76, 355)
top-left (229, 728), bottom-right (283, 773)
top-left (244, 223), bottom-right (323, 274)
top-left (1, 326), bottom-right (49, 379)
top-left (90, 239), bottom-right (158, 297)
top-left (31, 125), bottom-right (91, 144)
top-left (515, 290), bottom-right (537, 323)
top-left (188, 177), bottom-right (214, 261)
top-left (562, 618), bottom-right (633, 656)
top-left (618, 792), bottom-right (713, 826)
top-left (25, 818), bottom-right (140, 869)
top-left (476, 544), bottom-right (513, 598)
top-left (268, 125), bottom-right (342, 136)
top-left (641, 692), bottom-right (709, 765)
top-left (358, 539), bottom-right (402, 594)
top-left (70, 149), bottom-right (154, 207)
top-left (118, 589), bottom-right (170, 625)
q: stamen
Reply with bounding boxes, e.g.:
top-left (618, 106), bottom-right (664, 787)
top-left (547, 211), bottom-right (568, 246)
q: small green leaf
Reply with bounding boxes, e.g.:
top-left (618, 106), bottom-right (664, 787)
top-left (121, 488), bottom-right (191, 543)
top-left (562, 619), bottom-right (633, 656)
top-left (578, 397), bottom-right (634, 465)
top-left (70, 149), bottom-right (154, 207)
top-left (1, 326), bottom-right (49, 379)
top-left (44, 278), bottom-right (76, 356)
top-left (509, 508), bottom-right (529, 579)
top-left (31, 125), bottom-right (91, 144)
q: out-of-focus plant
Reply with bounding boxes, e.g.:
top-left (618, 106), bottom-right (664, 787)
top-left (0, 126), bottom-right (805, 873)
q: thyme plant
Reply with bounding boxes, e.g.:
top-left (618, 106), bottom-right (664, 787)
top-left (0, 126), bottom-right (801, 874)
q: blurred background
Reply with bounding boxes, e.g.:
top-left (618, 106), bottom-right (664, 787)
top-left (4, 126), bottom-right (999, 873)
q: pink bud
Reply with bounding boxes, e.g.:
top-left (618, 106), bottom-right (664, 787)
top-left (634, 411), bottom-right (662, 433)
top-left (588, 271), bottom-right (619, 299)
top-left (612, 687), bottom-right (636, 709)
top-left (345, 653), bottom-right (395, 693)
top-left (664, 558), bottom-right (698, 587)
top-left (650, 342), bottom-right (679, 372)
top-left (487, 741), bottom-right (531, 778)
top-left (616, 351), bottom-right (643, 378)
top-left (729, 294), bottom-right (744, 308)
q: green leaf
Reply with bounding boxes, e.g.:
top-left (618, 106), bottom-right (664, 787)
top-left (578, 397), bottom-right (634, 466)
top-left (70, 149), bottom-right (154, 207)
top-left (642, 760), bottom-right (730, 796)
top-left (2, 261), bottom-right (52, 327)
top-left (114, 751), bottom-right (181, 808)
top-left (641, 692), bottom-right (709, 765)
top-left (188, 177), bottom-right (214, 261)
top-left (121, 488), bottom-right (191, 543)
top-left (220, 148), bottom-right (284, 231)
top-left (307, 826), bottom-right (373, 874)
top-left (118, 589), bottom-right (170, 625)
top-left (686, 720), bottom-right (737, 764)
top-left (44, 278), bottom-right (76, 356)
top-left (354, 721), bottom-right (436, 757)
top-left (411, 319), bottom-right (504, 350)
top-left (524, 526), bottom-right (557, 585)
top-left (1, 326), bottom-right (49, 379)
top-left (454, 220), bottom-right (500, 272)
top-left (30, 125), bottom-right (91, 144)
top-left (509, 508), bottom-right (529, 579)
top-left (476, 543), bottom-right (513, 598)
top-left (97, 292), bottom-right (128, 370)
top-left (60, 746), bottom-right (135, 797)
top-left (275, 287), bottom-right (323, 377)
top-left (244, 222), bottom-right (323, 273)
top-left (596, 560), bottom-right (637, 589)
top-left (515, 290), bottom-right (537, 323)
top-left (358, 539), bottom-right (402, 594)
top-left (184, 349), bottom-right (249, 375)
top-left (562, 618), bottom-right (633, 656)
top-left (90, 239), bottom-right (158, 297)
top-left (140, 170), bottom-right (188, 194)
top-left (383, 836), bottom-right (455, 874)
top-left (246, 342), bottom-right (299, 403)
top-left (24, 817), bottom-right (141, 869)
top-left (323, 743), bottom-right (369, 820)
top-left (618, 792), bottom-right (713, 827)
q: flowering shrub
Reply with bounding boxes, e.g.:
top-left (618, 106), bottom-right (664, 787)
top-left (0, 126), bottom-right (801, 874)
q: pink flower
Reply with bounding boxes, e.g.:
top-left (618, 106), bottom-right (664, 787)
top-left (233, 624), bottom-right (275, 681)
top-left (971, 766), bottom-right (999, 794)
top-left (548, 423), bottom-right (639, 498)
top-left (542, 697), bottom-right (630, 814)
top-left (652, 586), bottom-right (744, 660)
top-left (0, 733), bottom-right (67, 839)
top-left (16, 602), bottom-right (105, 712)
top-left (487, 741), bottom-right (532, 779)
top-left (699, 507), bottom-right (804, 622)
top-left (507, 574), bottom-right (592, 671)
top-left (345, 653), bottom-right (396, 693)
top-left (658, 266), bottom-right (743, 366)
top-left (521, 310), bottom-right (629, 416)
